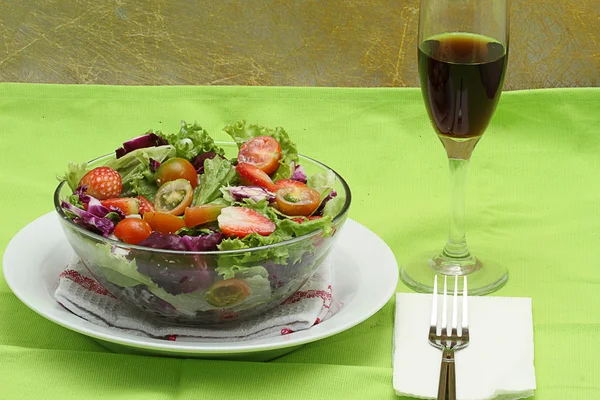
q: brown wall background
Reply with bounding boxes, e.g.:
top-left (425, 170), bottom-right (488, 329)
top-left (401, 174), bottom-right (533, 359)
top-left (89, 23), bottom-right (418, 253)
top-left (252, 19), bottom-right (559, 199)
top-left (1, 0), bottom-right (598, 89)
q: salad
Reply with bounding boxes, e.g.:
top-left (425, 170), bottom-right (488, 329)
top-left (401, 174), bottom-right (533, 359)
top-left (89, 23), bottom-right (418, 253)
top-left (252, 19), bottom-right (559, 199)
top-left (58, 121), bottom-right (347, 321)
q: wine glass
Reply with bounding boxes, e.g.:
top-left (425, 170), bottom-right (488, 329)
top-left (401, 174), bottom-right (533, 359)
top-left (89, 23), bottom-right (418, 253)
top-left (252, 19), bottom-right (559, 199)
top-left (400, 0), bottom-right (510, 295)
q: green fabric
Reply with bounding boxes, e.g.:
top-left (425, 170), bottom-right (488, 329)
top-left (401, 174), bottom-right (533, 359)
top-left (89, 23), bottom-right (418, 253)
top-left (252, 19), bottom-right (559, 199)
top-left (1, 83), bottom-right (599, 399)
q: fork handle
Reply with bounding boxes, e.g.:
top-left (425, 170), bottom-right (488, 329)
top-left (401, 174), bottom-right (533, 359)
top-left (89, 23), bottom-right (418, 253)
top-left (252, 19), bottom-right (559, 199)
top-left (437, 347), bottom-right (456, 400)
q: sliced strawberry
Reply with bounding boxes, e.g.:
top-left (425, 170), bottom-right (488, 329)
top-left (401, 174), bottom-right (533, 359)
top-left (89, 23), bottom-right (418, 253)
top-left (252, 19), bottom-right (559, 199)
top-left (101, 197), bottom-right (140, 215)
top-left (79, 167), bottom-right (122, 200)
top-left (236, 162), bottom-right (276, 192)
top-left (274, 179), bottom-right (306, 191)
top-left (136, 196), bottom-right (155, 215)
top-left (217, 206), bottom-right (276, 238)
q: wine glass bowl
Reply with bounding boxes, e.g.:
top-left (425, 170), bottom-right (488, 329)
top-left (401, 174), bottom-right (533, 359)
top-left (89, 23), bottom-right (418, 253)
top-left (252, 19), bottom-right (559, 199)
top-left (400, 0), bottom-right (510, 295)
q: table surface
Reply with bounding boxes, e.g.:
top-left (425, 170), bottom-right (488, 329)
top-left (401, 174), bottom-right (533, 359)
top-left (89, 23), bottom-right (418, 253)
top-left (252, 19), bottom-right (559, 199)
top-left (1, 1), bottom-right (599, 89)
top-left (1, 84), bottom-right (599, 399)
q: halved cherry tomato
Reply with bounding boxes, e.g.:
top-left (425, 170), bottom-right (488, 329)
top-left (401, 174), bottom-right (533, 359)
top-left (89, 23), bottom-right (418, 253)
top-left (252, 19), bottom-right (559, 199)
top-left (238, 136), bottom-right (282, 175)
top-left (205, 278), bottom-right (252, 307)
top-left (274, 179), bottom-right (306, 191)
top-left (184, 204), bottom-right (227, 227)
top-left (275, 186), bottom-right (321, 216)
top-left (235, 162), bottom-right (276, 191)
top-left (154, 179), bottom-right (193, 216)
top-left (114, 218), bottom-right (152, 245)
top-left (155, 157), bottom-right (199, 188)
top-left (143, 211), bottom-right (185, 234)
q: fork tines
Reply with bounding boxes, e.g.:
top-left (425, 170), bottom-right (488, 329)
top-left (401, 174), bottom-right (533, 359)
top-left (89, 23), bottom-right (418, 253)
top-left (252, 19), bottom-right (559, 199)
top-left (429, 275), bottom-right (469, 348)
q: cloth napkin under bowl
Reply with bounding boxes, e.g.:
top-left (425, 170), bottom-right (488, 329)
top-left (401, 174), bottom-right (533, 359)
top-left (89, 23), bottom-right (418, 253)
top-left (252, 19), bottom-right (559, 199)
top-left (394, 293), bottom-right (536, 400)
top-left (54, 258), bottom-right (340, 342)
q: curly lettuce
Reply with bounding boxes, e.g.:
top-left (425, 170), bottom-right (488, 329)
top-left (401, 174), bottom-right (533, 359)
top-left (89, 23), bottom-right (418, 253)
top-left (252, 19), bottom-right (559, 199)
top-left (161, 121), bottom-right (224, 161)
top-left (223, 120), bottom-right (298, 180)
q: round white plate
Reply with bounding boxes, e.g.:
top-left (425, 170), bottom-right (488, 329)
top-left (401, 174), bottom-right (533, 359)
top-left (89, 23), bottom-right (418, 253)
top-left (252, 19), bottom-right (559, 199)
top-left (3, 212), bottom-right (398, 359)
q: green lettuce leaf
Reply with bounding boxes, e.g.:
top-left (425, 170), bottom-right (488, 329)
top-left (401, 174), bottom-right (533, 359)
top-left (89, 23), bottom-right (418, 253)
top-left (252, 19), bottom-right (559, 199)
top-left (192, 157), bottom-right (238, 206)
top-left (105, 145), bottom-right (175, 199)
top-left (60, 162), bottom-right (89, 191)
top-left (277, 215), bottom-right (333, 237)
top-left (307, 170), bottom-right (336, 195)
top-left (223, 120), bottom-right (298, 180)
top-left (161, 121), bottom-right (224, 161)
top-left (323, 196), bottom-right (345, 218)
top-left (94, 244), bottom-right (156, 288)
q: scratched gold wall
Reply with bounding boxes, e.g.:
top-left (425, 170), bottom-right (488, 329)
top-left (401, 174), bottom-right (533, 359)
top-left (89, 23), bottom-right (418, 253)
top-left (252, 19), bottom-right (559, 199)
top-left (0, 0), bottom-right (598, 89)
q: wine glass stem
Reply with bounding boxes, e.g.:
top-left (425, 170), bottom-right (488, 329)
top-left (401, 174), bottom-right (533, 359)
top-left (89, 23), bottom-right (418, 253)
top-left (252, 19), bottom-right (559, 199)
top-left (442, 158), bottom-right (472, 260)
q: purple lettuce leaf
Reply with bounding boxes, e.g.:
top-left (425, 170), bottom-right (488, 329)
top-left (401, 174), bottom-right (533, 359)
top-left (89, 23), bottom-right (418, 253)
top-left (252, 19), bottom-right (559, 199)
top-left (115, 133), bottom-right (168, 159)
top-left (191, 152), bottom-right (218, 174)
top-left (149, 158), bottom-right (161, 173)
top-left (291, 163), bottom-right (307, 183)
top-left (227, 186), bottom-right (275, 203)
top-left (138, 231), bottom-right (224, 251)
top-left (61, 201), bottom-right (115, 237)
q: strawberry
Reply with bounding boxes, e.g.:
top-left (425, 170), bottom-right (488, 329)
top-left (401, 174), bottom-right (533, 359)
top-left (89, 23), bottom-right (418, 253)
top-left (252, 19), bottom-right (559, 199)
top-left (136, 196), bottom-right (155, 215)
top-left (217, 206), bottom-right (276, 238)
top-left (79, 167), bottom-right (122, 200)
top-left (101, 197), bottom-right (140, 215)
top-left (236, 162), bottom-right (276, 192)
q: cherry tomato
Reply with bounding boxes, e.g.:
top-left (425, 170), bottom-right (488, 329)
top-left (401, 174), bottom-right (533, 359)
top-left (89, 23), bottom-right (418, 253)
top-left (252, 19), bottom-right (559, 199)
top-left (275, 186), bottom-right (321, 216)
top-left (238, 136), bottom-right (282, 175)
top-left (205, 279), bottom-right (252, 307)
top-left (274, 179), bottom-right (306, 191)
top-left (155, 157), bottom-right (198, 188)
top-left (154, 179), bottom-right (193, 216)
top-left (114, 218), bottom-right (152, 245)
top-left (143, 211), bottom-right (186, 234)
top-left (184, 204), bottom-right (227, 227)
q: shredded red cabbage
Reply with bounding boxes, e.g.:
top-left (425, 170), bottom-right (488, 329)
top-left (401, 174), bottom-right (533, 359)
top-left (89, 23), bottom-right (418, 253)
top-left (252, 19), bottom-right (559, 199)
top-left (191, 152), bottom-right (218, 174)
top-left (228, 186), bottom-right (275, 203)
top-left (291, 164), bottom-right (307, 183)
top-left (137, 231), bottom-right (224, 251)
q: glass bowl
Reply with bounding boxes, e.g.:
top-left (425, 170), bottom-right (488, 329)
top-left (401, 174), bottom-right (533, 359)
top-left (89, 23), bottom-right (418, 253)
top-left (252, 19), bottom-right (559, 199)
top-left (54, 143), bottom-right (351, 325)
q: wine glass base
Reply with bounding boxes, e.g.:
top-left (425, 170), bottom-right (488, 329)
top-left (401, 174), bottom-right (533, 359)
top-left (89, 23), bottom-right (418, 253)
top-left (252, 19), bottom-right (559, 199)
top-left (400, 252), bottom-right (508, 295)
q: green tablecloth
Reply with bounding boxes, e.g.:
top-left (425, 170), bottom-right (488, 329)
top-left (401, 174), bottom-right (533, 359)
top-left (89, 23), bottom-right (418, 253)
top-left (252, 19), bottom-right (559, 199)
top-left (1, 84), bottom-right (599, 399)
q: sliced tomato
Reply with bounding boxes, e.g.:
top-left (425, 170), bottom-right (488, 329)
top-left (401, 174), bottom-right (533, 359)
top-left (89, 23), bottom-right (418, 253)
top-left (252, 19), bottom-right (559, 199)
top-left (184, 204), bottom-right (227, 227)
top-left (274, 179), bottom-right (306, 191)
top-left (114, 218), bottom-right (152, 245)
top-left (155, 157), bottom-right (199, 188)
top-left (143, 211), bottom-right (186, 234)
top-left (235, 162), bottom-right (276, 191)
top-left (275, 186), bottom-right (321, 216)
top-left (205, 278), bottom-right (252, 307)
top-left (238, 136), bottom-right (282, 175)
top-left (154, 179), bottom-right (193, 216)
top-left (136, 196), bottom-right (155, 215)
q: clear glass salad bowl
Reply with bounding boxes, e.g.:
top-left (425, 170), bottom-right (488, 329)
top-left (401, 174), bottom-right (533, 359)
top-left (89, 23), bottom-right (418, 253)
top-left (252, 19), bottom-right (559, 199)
top-left (54, 143), bottom-right (351, 325)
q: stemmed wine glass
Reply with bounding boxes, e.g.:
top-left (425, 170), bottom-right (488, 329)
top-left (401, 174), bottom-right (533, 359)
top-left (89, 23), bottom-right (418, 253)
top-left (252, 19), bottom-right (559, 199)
top-left (400, 0), bottom-right (510, 295)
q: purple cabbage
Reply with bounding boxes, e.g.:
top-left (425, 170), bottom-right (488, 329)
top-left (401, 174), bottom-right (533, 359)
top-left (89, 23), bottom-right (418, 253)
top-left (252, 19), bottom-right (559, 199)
top-left (138, 231), bottom-right (224, 251)
top-left (191, 152), bottom-right (218, 174)
top-left (314, 190), bottom-right (337, 216)
top-left (228, 186), bottom-right (275, 203)
top-left (61, 201), bottom-right (115, 237)
top-left (75, 185), bottom-right (125, 220)
top-left (149, 158), bottom-right (161, 172)
top-left (115, 133), bottom-right (168, 159)
top-left (291, 163), bottom-right (307, 183)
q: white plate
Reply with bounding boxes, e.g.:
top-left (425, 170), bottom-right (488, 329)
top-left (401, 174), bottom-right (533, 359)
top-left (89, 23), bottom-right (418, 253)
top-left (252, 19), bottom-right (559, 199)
top-left (3, 213), bottom-right (398, 359)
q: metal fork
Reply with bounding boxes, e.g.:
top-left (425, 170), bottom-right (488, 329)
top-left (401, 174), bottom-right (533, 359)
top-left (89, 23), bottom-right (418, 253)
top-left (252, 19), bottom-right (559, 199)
top-left (429, 275), bottom-right (470, 400)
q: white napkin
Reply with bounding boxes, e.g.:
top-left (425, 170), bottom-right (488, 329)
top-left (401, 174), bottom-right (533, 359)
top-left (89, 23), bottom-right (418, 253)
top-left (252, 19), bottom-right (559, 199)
top-left (393, 293), bottom-right (536, 400)
top-left (54, 258), bottom-right (341, 342)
